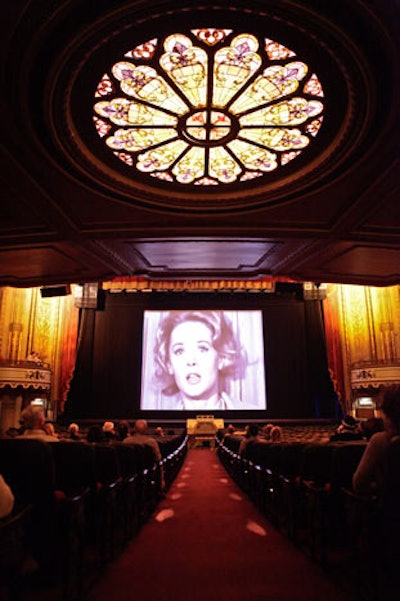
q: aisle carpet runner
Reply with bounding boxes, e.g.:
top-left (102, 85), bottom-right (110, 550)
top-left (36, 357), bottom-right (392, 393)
top-left (87, 448), bottom-right (354, 601)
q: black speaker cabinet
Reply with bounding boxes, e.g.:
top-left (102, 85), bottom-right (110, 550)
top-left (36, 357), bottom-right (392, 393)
top-left (40, 285), bottom-right (71, 298)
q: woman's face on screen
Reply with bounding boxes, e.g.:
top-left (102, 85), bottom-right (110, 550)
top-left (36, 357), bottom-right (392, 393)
top-left (167, 320), bottom-right (220, 401)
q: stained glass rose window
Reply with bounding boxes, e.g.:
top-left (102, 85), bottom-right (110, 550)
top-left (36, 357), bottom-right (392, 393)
top-left (93, 28), bottom-right (324, 186)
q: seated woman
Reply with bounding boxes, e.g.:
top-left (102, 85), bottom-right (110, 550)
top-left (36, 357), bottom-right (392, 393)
top-left (352, 385), bottom-right (400, 592)
top-left (261, 423), bottom-right (274, 440)
top-left (270, 425), bottom-right (284, 442)
top-left (353, 386), bottom-right (400, 495)
top-left (152, 310), bottom-right (247, 411)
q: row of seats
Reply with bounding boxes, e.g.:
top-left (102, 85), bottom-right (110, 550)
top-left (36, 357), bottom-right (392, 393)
top-left (216, 433), bottom-right (395, 601)
top-left (0, 433), bottom-right (188, 600)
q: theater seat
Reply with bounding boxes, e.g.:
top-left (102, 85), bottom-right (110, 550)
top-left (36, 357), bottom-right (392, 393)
top-left (0, 438), bottom-right (89, 600)
top-left (48, 441), bottom-right (98, 598)
top-left (90, 443), bottom-right (123, 563)
top-left (0, 504), bottom-right (33, 600)
top-left (380, 437), bottom-right (400, 596)
top-left (0, 438), bottom-right (56, 579)
top-left (298, 443), bottom-right (337, 564)
top-left (277, 442), bottom-right (308, 541)
top-left (112, 442), bottom-right (143, 540)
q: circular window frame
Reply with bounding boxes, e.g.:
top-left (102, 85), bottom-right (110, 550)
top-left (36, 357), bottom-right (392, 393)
top-left (50, 4), bottom-right (360, 212)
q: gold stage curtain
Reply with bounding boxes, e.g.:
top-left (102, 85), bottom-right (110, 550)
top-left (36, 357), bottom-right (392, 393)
top-left (0, 286), bottom-right (79, 416)
top-left (324, 284), bottom-right (400, 411)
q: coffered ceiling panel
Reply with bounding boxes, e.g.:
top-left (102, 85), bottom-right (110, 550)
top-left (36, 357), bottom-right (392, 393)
top-left (322, 246), bottom-right (400, 284)
top-left (129, 240), bottom-right (277, 271)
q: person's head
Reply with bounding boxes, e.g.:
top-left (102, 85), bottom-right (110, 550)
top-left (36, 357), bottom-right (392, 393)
top-left (20, 405), bottom-right (46, 430)
top-left (102, 421), bottom-right (115, 437)
top-left (68, 423), bottom-right (80, 438)
top-left (270, 425), bottom-right (283, 442)
top-left (116, 420), bottom-right (129, 440)
top-left (246, 424), bottom-right (259, 438)
top-left (155, 426), bottom-right (164, 436)
top-left (379, 385), bottom-right (400, 435)
top-left (134, 419), bottom-right (149, 435)
top-left (87, 425), bottom-right (104, 443)
top-left (154, 310), bottom-right (246, 402)
top-left (227, 424), bottom-right (235, 435)
top-left (262, 423), bottom-right (274, 439)
top-left (338, 415), bottom-right (360, 434)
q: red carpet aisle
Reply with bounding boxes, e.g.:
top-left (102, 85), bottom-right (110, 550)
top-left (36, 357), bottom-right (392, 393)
top-left (87, 448), bottom-right (354, 601)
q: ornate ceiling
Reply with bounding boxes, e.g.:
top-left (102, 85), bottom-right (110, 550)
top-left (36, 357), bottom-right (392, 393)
top-left (0, 0), bottom-right (399, 288)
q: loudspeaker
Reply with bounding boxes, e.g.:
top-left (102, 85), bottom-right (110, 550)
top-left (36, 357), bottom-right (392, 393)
top-left (40, 284), bottom-right (71, 298)
top-left (303, 282), bottom-right (327, 301)
top-left (74, 283), bottom-right (105, 310)
top-left (275, 282), bottom-right (304, 300)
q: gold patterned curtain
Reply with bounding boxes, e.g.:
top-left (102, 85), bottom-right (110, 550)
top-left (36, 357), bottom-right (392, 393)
top-left (323, 284), bottom-right (400, 411)
top-left (0, 286), bottom-right (80, 415)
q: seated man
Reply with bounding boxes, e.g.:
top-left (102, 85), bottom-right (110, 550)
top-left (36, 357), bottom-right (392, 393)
top-left (223, 424), bottom-right (236, 439)
top-left (124, 420), bottom-right (161, 460)
top-left (123, 419), bottom-right (164, 490)
top-left (239, 424), bottom-right (264, 456)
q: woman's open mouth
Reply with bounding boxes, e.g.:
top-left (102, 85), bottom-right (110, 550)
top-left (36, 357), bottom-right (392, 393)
top-left (186, 373), bottom-right (201, 384)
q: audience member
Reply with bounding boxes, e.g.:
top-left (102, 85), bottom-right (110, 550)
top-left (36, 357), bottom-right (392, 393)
top-left (67, 422), bottom-right (81, 440)
top-left (353, 385), bottom-right (400, 495)
top-left (86, 425), bottom-right (105, 443)
top-left (102, 421), bottom-right (117, 441)
top-left (123, 419), bottom-right (161, 461)
top-left (123, 419), bottom-right (164, 490)
top-left (19, 405), bottom-right (59, 442)
top-left (26, 350), bottom-right (42, 364)
top-left (353, 386), bottom-right (400, 594)
top-left (116, 420), bottom-right (130, 441)
top-left (223, 424), bottom-right (236, 440)
top-left (0, 474), bottom-right (14, 519)
top-left (270, 425), bottom-right (284, 442)
top-left (261, 423), bottom-right (274, 440)
top-left (330, 415), bottom-right (364, 442)
top-left (239, 424), bottom-right (264, 456)
top-left (155, 426), bottom-right (165, 437)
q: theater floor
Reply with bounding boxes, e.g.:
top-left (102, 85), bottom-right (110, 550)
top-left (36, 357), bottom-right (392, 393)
top-left (84, 447), bottom-right (356, 601)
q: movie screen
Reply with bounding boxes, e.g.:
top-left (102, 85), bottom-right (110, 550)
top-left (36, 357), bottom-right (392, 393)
top-left (140, 309), bottom-right (267, 412)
